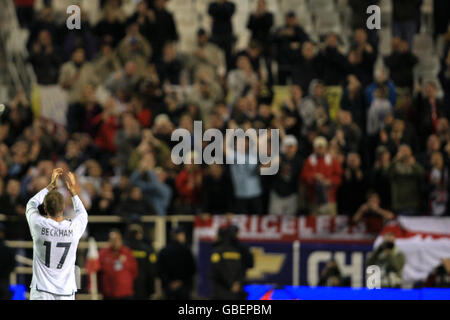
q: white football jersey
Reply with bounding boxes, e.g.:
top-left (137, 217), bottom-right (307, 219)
top-left (26, 188), bottom-right (88, 296)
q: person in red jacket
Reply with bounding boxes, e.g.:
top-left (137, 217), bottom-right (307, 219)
top-left (99, 229), bottom-right (138, 300)
top-left (175, 153), bottom-right (203, 213)
top-left (300, 136), bottom-right (343, 216)
top-left (92, 98), bottom-right (120, 154)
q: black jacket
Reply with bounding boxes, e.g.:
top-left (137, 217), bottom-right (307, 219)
top-left (384, 51), bottom-right (418, 88)
top-left (319, 47), bottom-right (350, 86)
top-left (210, 241), bottom-right (247, 300)
top-left (126, 240), bottom-right (157, 299)
top-left (247, 12), bottom-right (274, 47)
top-left (157, 241), bottom-right (196, 289)
top-left (208, 1), bottom-right (236, 36)
top-left (393, 0), bottom-right (422, 22)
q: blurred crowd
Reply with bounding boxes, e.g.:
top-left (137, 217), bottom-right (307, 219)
top-left (1, 0), bottom-right (450, 243)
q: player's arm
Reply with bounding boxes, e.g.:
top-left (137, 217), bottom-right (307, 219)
top-left (26, 168), bottom-right (63, 222)
top-left (63, 171), bottom-right (88, 232)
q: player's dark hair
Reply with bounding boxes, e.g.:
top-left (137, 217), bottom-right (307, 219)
top-left (44, 191), bottom-right (64, 217)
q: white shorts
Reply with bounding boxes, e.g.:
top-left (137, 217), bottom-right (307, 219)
top-left (30, 287), bottom-right (75, 300)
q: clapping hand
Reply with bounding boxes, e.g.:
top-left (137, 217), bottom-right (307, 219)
top-left (47, 168), bottom-right (64, 191)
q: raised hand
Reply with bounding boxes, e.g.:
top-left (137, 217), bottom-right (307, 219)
top-left (63, 171), bottom-right (78, 196)
top-left (47, 168), bottom-right (64, 191)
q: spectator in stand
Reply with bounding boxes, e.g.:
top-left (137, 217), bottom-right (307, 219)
top-left (98, 229), bottom-right (138, 300)
top-left (353, 191), bottom-right (395, 234)
top-left (116, 23), bottom-right (152, 70)
top-left (300, 136), bottom-right (343, 216)
top-left (367, 233), bottom-right (406, 288)
top-left (27, 7), bottom-right (61, 48)
top-left (320, 33), bottom-right (349, 86)
top-left (63, 139), bottom-right (86, 171)
top-left (368, 146), bottom-right (392, 209)
top-left (233, 42), bottom-right (265, 80)
top-left (273, 11), bottom-right (310, 84)
top-left (130, 153), bottom-right (172, 215)
top-left (278, 85), bottom-right (304, 139)
top-left (174, 152), bottom-right (203, 214)
top-left (2, 90), bottom-right (33, 142)
top-left (201, 164), bottom-right (233, 216)
top-left (417, 135), bottom-right (442, 171)
top-left (188, 75), bottom-right (224, 120)
top-left (92, 41), bottom-right (122, 83)
top-left (91, 98), bottom-right (121, 155)
top-left (384, 37), bottom-right (418, 90)
top-left (67, 84), bottom-right (102, 134)
top-left (247, 0), bottom-right (274, 83)
top-left (91, 180), bottom-right (117, 215)
top-left (365, 67), bottom-right (397, 107)
top-left (29, 30), bottom-right (61, 85)
top-left (247, 0), bottom-right (273, 53)
top-left (348, 28), bottom-right (377, 87)
top-left (332, 110), bottom-right (362, 154)
top-left (105, 60), bottom-right (142, 95)
top-left (115, 113), bottom-right (142, 172)
top-left (187, 28), bottom-right (226, 83)
top-left (392, 0), bottom-right (422, 48)
top-left (63, 11), bottom-right (98, 62)
top-left (341, 75), bottom-right (367, 131)
top-left (208, 0), bottom-right (236, 71)
top-left (156, 42), bottom-right (183, 85)
top-left (0, 179), bottom-right (27, 239)
top-left (387, 144), bottom-right (426, 215)
top-left (129, 129), bottom-right (172, 172)
top-left (226, 125), bottom-right (264, 215)
top-left (292, 41), bottom-right (322, 93)
top-left (59, 47), bottom-right (99, 104)
top-left (125, 224), bottom-right (157, 300)
top-left (298, 80), bottom-right (330, 136)
top-left (268, 135), bottom-right (303, 216)
top-left (147, 0), bottom-right (179, 62)
top-left (366, 85), bottom-right (393, 137)
top-left (338, 152), bottom-right (367, 216)
top-left (227, 55), bottom-right (258, 107)
top-left (117, 185), bottom-right (154, 220)
top-left (415, 80), bottom-right (448, 150)
top-left (427, 151), bottom-right (449, 216)
top-left (94, 3), bottom-right (126, 46)
top-left (157, 227), bottom-right (196, 300)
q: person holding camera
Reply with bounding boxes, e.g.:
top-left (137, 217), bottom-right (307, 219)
top-left (366, 233), bottom-right (406, 288)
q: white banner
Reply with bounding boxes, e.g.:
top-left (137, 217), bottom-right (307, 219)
top-left (375, 217), bottom-right (450, 285)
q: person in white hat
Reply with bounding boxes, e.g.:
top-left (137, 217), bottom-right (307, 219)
top-left (300, 136), bottom-right (343, 216)
top-left (268, 135), bottom-right (303, 216)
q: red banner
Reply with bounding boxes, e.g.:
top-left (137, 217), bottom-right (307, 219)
top-left (194, 215), bottom-right (377, 242)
